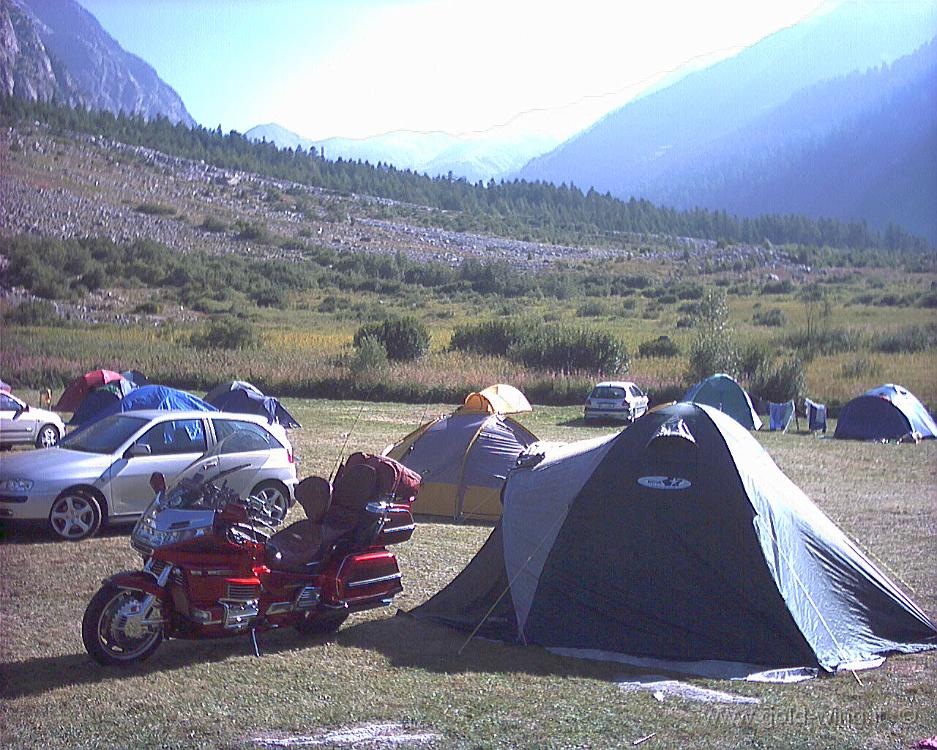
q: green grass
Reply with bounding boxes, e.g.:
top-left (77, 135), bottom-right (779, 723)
top-left (2, 400), bottom-right (935, 749)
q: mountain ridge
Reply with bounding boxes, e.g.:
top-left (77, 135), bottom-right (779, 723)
top-left (0, 0), bottom-right (194, 126)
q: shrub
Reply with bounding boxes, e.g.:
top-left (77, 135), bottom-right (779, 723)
top-left (576, 300), bottom-right (608, 317)
top-left (686, 288), bottom-right (739, 382)
top-left (348, 335), bottom-right (389, 380)
top-left (753, 308), bottom-right (787, 327)
top-left (762, 279), bottom-right (793, 294)
top-left (200, 215), bottom-right (228, 233)
top-left (4, 299), bottom-right (62, 326)
top-left (450, 319), bottom-right (537, 357)
top-left (749, 356), bottom-right (806, 403)
top-left (235, 220), bottom-right (272, 244)
top-left (511, 326), bottom-right (628, 374)
top-left (135, 202), bottom-right (176, 216)
top-left (783, 327), bottom-right (862, 359)
top-left (354, 317), bottom-right (430, 361)
top-left (133, 301), bottom-right (161, 315)
top-left (870, 324), bottom-right (937, 354)
top-left (192, 315), bottom-right (257, 349)
top-left (840, 356), bottom-right (880, 380)
top-left (638, 336), bottom-right (680, 358)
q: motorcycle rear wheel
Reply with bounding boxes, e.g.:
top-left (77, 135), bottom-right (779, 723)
top-left (82, 584), bottom-right (163, 666)
top-left (295, 608), bottom-right (349, 636)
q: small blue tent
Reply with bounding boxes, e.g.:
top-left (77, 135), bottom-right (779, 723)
top-left (834, 384), bottom-right (937, 441)
top-left (75, 385), bottom-right (216, 431)
top-left (207, 387), bottom-right (300, 429)
top-left (204, 380), bottom-right (263, 404)
top-left (683, 374), bottom-right (762, 430)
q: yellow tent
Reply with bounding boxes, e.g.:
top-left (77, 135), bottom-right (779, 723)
top-left (459, 384), bottom-right (532, 415)
top-left (386, 386), bottom-right (537, 521)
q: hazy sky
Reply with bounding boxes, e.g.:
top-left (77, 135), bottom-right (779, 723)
top-left (77, 0), bottom-right (827, 141)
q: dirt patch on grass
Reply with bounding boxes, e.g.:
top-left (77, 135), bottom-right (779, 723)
top-left (253, 723), bottom-right (440, 748)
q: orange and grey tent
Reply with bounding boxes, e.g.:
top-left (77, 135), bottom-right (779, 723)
top-left (385, 386), bottom-right (537, 521)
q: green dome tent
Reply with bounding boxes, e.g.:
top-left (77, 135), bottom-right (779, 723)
top-left (683, 373), bottom-right (762, 430)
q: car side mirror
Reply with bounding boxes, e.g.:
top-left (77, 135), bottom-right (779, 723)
top-left (12, 405), bottom-right (28, 419)
top-left (125, 443), bottom-right (152, 459)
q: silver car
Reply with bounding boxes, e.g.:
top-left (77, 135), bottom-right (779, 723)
top-left (0, 392), bottom-right (67, 449)
top-left (583, 381), bottom-right (649, 423)
top-left (0, 410), bottom-right (298, 541)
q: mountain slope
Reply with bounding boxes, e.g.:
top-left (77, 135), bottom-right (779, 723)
top-left (0, 0), bottom-right (194, 125)
top-left (517, 1), bottom-right (937, 204)
top-left (653, 38), bottom-right (937, 241)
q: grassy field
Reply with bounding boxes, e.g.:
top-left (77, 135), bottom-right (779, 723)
top-left (1, 398), bottom-right (935, 750)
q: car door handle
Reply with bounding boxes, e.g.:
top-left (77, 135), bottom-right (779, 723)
top-left (202, 460), bottom-right (218, 469)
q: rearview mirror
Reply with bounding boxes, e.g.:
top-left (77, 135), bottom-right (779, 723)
top-left (125, 443), bottom-right (152, 458)
top-left (149, 472), bottom-right (166, 493)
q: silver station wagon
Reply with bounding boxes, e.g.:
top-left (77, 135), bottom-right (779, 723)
top-left (0, 410), bottom-right (298, 540)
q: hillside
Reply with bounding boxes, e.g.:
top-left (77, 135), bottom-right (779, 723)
top-left (647, 38), bottom-right (937, 242)
top-left (0, 0), bottom-right (194, 125)
top-left (517, 2), bottom-right (937, 238)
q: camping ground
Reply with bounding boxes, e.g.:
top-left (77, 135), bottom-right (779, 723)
top-left (1, 398), bottom-right (934, 749)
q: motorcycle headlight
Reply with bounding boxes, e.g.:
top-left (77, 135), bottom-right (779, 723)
top-left (0, 478), bottom-right (34, 493)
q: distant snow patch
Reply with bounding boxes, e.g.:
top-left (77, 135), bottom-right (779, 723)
top-left (618, 677), bottom-right (760, 704)
top-left (253, 722), bottom-right (439, 748)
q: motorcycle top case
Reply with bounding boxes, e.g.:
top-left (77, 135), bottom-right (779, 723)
top-left (338, 452), bottom-right (421, 503)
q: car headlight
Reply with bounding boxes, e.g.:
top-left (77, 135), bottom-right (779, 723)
top-left (0, 479), bottom-right (34, 493)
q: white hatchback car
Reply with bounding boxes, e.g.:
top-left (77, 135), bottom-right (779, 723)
top-left (0, 392), bottom-right (67, 449)
top-left (0, 410), bottom-right (298, 540)
top-left (583, 381), bottom-right (649, 423)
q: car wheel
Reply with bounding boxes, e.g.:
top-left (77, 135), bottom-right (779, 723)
top-left (49, 490), bottom-right (103, 541)
top-left (35, 424), bottom-right (60, 449)
top-left (250, 480), bottom-right (290, 525)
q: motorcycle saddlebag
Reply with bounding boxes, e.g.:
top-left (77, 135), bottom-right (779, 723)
top-left (338, 452), bottom-right (421, 503)
top-left (334, 549), bottom-right (403, 605)
top-left (375, 504), bottom-right (415, 546)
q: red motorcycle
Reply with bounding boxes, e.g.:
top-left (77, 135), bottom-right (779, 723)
top-left (82, 451), bottom-right (420, 666)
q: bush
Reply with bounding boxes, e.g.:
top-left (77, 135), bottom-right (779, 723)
top-left (135, 202), bottom-right (176, 216)
top-left (762, 279), bottom-right (794, 294)
top-left (192, 315), bottom-right (257, 349)
top-left (749, 356), bottom-right (805, 403)
top-left (638, 336), bottom-right (680, 358)
top-left (4, 299), bottom-right (62, 326)
top-left (235, 220), bottom-right (272, 244)
top-left (576, 300), bottom-right (608, 317)
top-left (133, 301), bottom-right (161, 315)
top-left (354, 317), bottom-right (430, 361)
top-left (686, 288), bottom-right (739, 382)
top-left (349, 335), bottom-right (389, 380)
top-left (840, 356), bottom-right (880, 380)
top-left (783, 327), bottom-right (862, 359)
top-left (511, 326), bottom-right (628, 374)
top-left (200, 215), bottom-right (228, 233)
top-left (870, 324), bottom-right (937, 354)
top-left (752, 308), bottom-right (787, 327)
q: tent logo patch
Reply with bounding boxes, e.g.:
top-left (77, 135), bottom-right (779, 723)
top-left (637, 475), bottom-right (692, 491)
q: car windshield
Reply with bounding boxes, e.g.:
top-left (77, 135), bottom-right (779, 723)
top-left (591, 386), bottom-right (626, 400)
top-left (60, 415), bottom-right (149, 454)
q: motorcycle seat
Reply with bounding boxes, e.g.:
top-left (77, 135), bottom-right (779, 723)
top-left (265, 476), bottom-right (332, 571)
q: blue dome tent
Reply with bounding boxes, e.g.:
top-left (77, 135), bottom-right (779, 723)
top-left (834, 384), bottom-right (936, 441)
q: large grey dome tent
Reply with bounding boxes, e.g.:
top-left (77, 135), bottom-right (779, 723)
top-left (683, 373), bottom-right (762, 430)
top-left (413, 403), bottom-right (936, 679)
top-left (834, 384), bottom-right (937, 441)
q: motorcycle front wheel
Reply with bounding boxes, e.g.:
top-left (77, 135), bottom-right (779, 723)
top-left (82, 584), bottom-right (163, 666)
